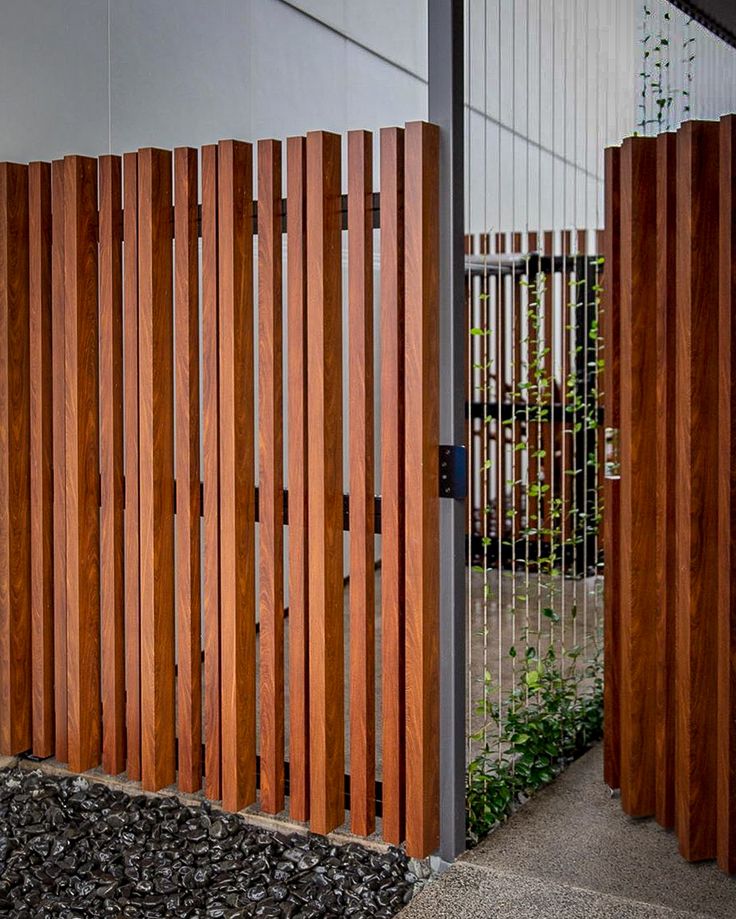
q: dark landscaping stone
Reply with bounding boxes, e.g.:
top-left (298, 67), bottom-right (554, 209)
top-left (0, 767), bottom-right (421, 917)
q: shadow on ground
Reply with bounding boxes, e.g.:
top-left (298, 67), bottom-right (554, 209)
top-left (400, 744), bottom-right (735, 918)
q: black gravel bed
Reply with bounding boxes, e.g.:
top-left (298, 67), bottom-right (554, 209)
top-left (0, 767), bottom-right (425, 918)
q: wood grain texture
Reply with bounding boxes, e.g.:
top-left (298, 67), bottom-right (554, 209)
top-left (0, 163), bottom-right (31, 756)
top-left (174, 147), bottom-right (202, 793)
top-left (122, 152), bottom-right (141, 780)
top-left (306, 130), bottom-right (344, 835)
top-left (217, 139), bottom-right (256, 812)
top-left (403, 121), bottom-right (440, 859)
top-left (286, 136), bottom-right (310, 823)
top-left (99, 155), bottom-right (126, 775)
top-left (655, 132), bottom-right (677, 830)
top-left (29, 161), bottom-right (54, 757)
top-left (137, 148), bottom-right (175, 791)
top-left (63, 156), bottom-right (101, 772)
top-left (602, 147), bottom-right (621, 791)
top-left (258, 139), bottom-right (284, 815)
top-left (201, 144), bottom-right (221, 800)
top-left (674, 121), bottom-right (719, 862)
top-left (717, 114), bottom-right (736, 875)
top-left (51, 160), bottom-right (68, 763)
top-left (619, 136), bottom-right (658, 818)
top-left (347, 130), bottom-right (376, 837)
top-left (380, 126), bottom-right (406, 846)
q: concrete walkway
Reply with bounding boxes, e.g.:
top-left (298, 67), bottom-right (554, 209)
top-left (400, 745), bottom-right (736, 918)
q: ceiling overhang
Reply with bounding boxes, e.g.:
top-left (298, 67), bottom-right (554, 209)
top-left (669, 1), bottom-right (736, 48)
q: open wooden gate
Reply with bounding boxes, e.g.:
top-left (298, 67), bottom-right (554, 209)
top-left (603, 116), bottom-right (736, 874)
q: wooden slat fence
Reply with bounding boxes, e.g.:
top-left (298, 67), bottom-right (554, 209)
top-left (0, 121), bottom-right (441, 858)
top-left (466, 231), bottom-right (602, 575)
top-left (604, 115), bottom-right (736, 874)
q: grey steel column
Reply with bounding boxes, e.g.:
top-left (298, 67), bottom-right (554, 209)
top-left (428, 0), bottom-right (466, 863)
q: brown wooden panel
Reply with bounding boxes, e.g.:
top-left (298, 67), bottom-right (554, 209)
top-left (619, 136), bottom-right (658, 818)
top-left (201, 143), bottom-right (221, 801)
top-left (602, 148), bottom-right (621, 791)
top-left (258, 139), bottom-right (284, 815)
top-left (174, 147), bottom-right (202, 793)
top-left (306, 130), bottom-right (344, 835)
top-left (137, 148), bottom-right (175, 791)
top-left (286, 135), bottom-right (310, 823)
top-left (718, 113), bottom-right (736, 876)
top-left (348, 129), bottom-right (376, 837)
top-left (122, 152), bottom-right (141, 781)
top-left (380, 126), bottom-right (406, 845)
top-left (218, 139), bottom-right (256, 812)
top-left (655, 132), bottom-right (677, 830)
top-left (0, 163), bottom-right (31, 756)
top-left (63, 155), bottom-right (101, 772)
top-left (99, 155), bottom-right (126, 776)
top-left (404, 121), bottom-right (440, 859)
top-left (29, 161), bottom-right (54, 757)
top-left (51, 160), bottom-right (67, 762)
top-left (674, 121), bottom-right (719, 862)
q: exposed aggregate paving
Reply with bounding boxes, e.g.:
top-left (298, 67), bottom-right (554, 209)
top-left (0, 767), bottom-right (425, 918)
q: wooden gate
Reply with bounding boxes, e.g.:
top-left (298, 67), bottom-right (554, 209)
top-left (0, 122), bottom-right (441, 858)
top-left (603, 116), bottom-right (736, 874)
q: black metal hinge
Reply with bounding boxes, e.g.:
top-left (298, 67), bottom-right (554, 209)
top-left (439, 444), bottom-right (467, 500)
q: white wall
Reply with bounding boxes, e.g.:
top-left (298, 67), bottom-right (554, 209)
top-left (0, 0), bottom-right (109, 162)
top-left (0, 0), bottom-right (427, 169)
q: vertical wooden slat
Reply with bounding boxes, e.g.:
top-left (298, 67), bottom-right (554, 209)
top-left (541, 230), bottom-right (555, 539)
top-left (525, 232), bottom-right (540, 545)
top-left (619, 136), bottom-right (657, 818)
top-left (287, 135), bottom-right (310, 822)
top-left (306, 130), bottom-right (344, 835)
top-left (51, 160), bottom-right (67, 762)
top-left (404, 121), bottom-right (440, 859)
top-left (218, 139), bottom-right (256, 812)
top-left (655, 132), bottom-right (677, 829)
top-left (348, 129), bottom-right (375, 836)
top-left (29, 161), bottom-right (54, 757)
top-left (602, 149), bottom-right (621, 791)
top-left (122, 152), bottom-right (141, 780)
top-left (174, 147), bottom-right (201, 793)
top-left (0, 163), bottom-right (31, 755)
top-left (559, 230), bottom-right (573, 559)
top-left (511, 232), bottom-right (523, 545)
top-left (201, 143), bottom-right (221, 800)
top-left (99, 155), bottom-right (126, 775)
top-left (495, 231), bottom-right (509, 546)
top-left (258, 139), bottom-right (285, 814)
top-left (137, 147), bottom-right (175, 791)
top-left (380, 126), bottom-right (406, 844)
top-left (718, 113), bottom-right (736, 876)
top-left (63, 155), bottom-right (100, 772)
top-left (674, 121), bottom-right (719, 862)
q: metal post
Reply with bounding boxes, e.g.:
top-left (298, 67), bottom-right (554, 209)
top-left (429, 0), bottom-right (466, 864)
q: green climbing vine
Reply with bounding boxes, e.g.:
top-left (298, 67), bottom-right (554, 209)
top-left (638, 4), bottom-right (695, 135)
top-left (466, 245), bottom-right (606, 845)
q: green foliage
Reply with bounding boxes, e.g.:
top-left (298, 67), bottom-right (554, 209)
top-left (465, 642), bottom-right (603, 845)
top-left (638, 5), bottom-right (694, 135)
top-left (466, 247), bottom-right (605, 846)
